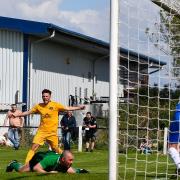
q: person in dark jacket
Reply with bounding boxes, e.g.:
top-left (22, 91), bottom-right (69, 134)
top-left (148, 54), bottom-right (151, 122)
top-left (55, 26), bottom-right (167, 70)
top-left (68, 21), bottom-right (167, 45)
top-left (83, 112), bottom-right (97, 152)
top-left (61, 111), bottom-right (76, 150)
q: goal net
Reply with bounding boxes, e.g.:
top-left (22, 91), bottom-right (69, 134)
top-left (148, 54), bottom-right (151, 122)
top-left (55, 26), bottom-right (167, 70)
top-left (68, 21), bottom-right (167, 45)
top-left (115, 0), bottom-right (180, 179)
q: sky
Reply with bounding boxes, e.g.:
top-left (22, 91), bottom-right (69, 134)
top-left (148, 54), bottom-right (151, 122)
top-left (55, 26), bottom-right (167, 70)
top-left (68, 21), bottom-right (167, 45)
top-left (0, 0), bottom-right (173, 86)
top-left (0, 0), bottom-right (110, 41)
top-left (0, 0), bottom-right (164, 43)
top-left (0, 0), bottom-right (169, 55)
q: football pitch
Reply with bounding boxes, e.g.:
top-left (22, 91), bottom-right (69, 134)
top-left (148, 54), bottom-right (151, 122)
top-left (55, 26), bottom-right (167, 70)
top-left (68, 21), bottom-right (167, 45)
top-left (0, 146), bottom-right (108, 180)
top-left (119, 153), bottom-right (177, 180)
top-left (0, 147), bottom-right (178, 180)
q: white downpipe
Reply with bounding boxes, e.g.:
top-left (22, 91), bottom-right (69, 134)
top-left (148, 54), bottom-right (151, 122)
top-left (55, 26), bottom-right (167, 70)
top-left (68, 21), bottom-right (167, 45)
top-left (28, 30), bottom-right (55, 107)
top-left (109, 0), bottom-right (119, 180)
top-left (28, 30), bottom-right (56, 125)
top-left (163, 127), bottom-right (168, 155)
top-left (78, 126), bottom-right (83, 152)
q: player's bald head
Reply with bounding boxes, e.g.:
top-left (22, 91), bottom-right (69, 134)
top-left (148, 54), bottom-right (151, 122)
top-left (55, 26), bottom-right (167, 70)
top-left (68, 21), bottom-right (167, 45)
top-left (61, 150), bottom-right (74, 168)
top-left (62, 150), bottom-right (73, 159)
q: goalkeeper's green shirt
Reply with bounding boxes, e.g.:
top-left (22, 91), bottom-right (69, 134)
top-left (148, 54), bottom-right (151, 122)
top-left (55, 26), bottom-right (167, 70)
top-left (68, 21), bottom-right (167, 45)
top-left (34, 151), bottom-right (68, 172)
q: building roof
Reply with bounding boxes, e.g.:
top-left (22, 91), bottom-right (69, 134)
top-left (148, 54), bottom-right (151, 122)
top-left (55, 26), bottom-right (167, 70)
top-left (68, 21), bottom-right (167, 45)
top-left (0, 16), bottom-right (166, 66)
top-left (120, 47), bottom-right (166, 66)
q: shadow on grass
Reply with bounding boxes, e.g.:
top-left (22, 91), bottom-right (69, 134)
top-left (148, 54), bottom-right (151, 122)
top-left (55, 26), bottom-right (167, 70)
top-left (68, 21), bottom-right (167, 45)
top-left (137, 174), bottom-right (178, 180)
top-left (6, 173), bottom-right (108, 180)
top-left (6, 173), bottom-right (52, 180)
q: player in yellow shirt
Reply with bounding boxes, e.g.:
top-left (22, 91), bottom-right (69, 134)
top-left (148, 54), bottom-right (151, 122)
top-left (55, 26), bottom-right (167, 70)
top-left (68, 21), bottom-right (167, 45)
top-left (15, 89), bottom-right (85, 163)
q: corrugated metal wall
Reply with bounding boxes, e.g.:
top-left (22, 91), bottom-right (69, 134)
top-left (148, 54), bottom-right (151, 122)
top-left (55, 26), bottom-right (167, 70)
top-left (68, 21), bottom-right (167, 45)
top-left (94, 58), bottom-right (109, 97)
top-left (0, 30), bottom-right (23, 106)
top-left (0, 112), bottom-right (8, 135)
top-left (29, 40), bottom-right (109, 126)
top-left (30, 41), bottom-right (95, 107)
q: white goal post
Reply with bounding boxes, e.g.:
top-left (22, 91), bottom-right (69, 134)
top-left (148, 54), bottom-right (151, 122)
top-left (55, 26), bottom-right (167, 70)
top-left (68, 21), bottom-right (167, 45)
top-left (109, 0), bottom-right (119, 180)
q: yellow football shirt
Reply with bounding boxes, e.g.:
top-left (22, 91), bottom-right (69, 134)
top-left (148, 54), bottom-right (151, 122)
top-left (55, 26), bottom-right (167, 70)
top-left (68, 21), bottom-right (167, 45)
top-left (30, 101), bottom-right (66, 133)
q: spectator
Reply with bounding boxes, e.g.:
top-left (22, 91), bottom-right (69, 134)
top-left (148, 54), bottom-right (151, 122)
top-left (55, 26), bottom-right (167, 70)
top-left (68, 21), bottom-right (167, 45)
top-left (139, 136), bottom-right (152, 154)
top-left (61, 111), bottom-right (76, 150)
top-left (3, 104), bottom-right (24, 150)
top-left (83, 112), bottom-right (97, 152)
top-left (6, 150), bottom-right (89, 173)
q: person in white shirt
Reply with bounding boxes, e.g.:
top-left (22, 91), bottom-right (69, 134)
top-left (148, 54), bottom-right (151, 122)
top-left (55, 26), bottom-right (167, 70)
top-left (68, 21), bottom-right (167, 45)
top-left (3, 104), bottom-right (24, 150)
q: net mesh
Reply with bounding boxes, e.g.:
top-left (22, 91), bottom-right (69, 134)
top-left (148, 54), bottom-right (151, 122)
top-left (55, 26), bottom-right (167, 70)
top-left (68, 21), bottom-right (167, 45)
top-left (118, 0), bottom-right (180, 179)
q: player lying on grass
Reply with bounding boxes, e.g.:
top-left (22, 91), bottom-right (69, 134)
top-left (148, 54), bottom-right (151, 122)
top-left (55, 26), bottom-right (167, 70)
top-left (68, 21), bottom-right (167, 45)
top-left (13, 89), bottom-right (85, 163)
top-left (6, 150), bottom-right (88, 174)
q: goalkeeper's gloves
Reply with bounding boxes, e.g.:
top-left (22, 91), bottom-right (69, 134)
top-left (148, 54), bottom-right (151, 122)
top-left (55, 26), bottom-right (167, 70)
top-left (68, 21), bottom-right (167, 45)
top-left (75, 168), bottom-right (89, 173)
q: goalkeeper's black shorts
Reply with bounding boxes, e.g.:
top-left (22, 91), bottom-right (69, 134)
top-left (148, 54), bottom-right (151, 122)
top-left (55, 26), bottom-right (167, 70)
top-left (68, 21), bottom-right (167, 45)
top-left (29, 152), bottom-right (45, 171)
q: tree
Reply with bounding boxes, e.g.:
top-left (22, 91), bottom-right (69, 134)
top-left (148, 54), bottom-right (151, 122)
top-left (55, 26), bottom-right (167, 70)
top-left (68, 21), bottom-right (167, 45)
top-left (159, 10), bottom-right (180, 76)
top-left (147, 1), bottom-right (180, 77)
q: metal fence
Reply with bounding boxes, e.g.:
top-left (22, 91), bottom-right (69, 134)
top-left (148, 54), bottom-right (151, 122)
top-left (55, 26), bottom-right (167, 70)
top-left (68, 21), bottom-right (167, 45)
top-left (0, 126), bottom-right (109, 151)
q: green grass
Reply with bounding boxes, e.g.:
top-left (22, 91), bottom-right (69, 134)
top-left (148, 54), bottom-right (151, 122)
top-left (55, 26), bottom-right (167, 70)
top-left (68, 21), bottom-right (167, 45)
top-left (0, 146), bottom-right (108, 180)
top-left (0, 147), bottom-right (179, 179)
top-left (119, 153), bottom-right (179, 180)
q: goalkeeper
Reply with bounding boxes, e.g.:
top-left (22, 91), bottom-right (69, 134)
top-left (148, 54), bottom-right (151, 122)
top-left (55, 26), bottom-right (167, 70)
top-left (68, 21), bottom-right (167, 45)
top-left (6, 150), bottom-right (88, 173)
top-left (14, 89), bottom-right (85, 163)
top-left (168, 102), bottom-right (180, 174)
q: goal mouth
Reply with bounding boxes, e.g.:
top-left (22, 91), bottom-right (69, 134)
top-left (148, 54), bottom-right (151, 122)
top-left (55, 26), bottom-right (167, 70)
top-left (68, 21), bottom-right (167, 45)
top-left (111, 0), bottom-right (180, 179)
